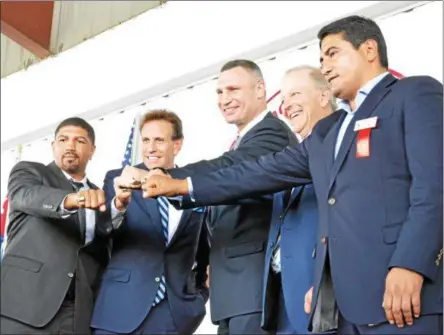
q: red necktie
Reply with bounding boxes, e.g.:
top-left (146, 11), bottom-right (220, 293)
top-left (229, 135), bottom-right (240, 151)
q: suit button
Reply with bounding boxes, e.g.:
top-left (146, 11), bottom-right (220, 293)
top-left (155, 277), bottom-right (160, 282)
top-left (321, 237), bottom-right (327, 245)
top-left (68, 272), bottom-right (74, 278)
top-left (279, 214), bottom-right (284, 220)
top-left (328, 198), bottom-right (336, 205)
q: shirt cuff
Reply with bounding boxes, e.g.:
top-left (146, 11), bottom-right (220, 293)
top-left (187, 177), bottom-right (196, 202)
top-left (58, 196), bottom-right (77, 218)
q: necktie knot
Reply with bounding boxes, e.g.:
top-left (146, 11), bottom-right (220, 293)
top-left (70, 180), bottom-right (84, 192)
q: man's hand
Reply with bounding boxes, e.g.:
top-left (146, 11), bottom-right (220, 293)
top-left (113, 176), bottom-right (133, 211)
top-left (304, 286), bottom-right (313, 314)
top-left (64, 189), bottom-right (106, 212)
top-left (141, 175), bottom-right (189, 198)
top-left (382, 267), bottom-right (424, 328)
top-left (119, 166), bottom-right (150, 185)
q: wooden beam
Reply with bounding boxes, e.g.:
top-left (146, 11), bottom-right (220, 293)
top-left (0, 1), bottom-right (54, 59)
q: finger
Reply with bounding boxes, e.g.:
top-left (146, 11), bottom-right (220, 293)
top-left (411, 290), bottom-right (421, 319)
top-left (83, 190), bottom-right (91, 208)
top-left (391, 293), bottom-right (404, 328)
top-left (89, 190), bottom-right (98, 209)
top-left (99, 204), bottom-right (106, 212)
top-left (97, 190), bottom-right (106, 207)
top-left (304, 287), bottom-right (312, 314)
top-left (382, 292), bottom-right (395, 325)
top-left (401, 293), bottom-right (413, 326)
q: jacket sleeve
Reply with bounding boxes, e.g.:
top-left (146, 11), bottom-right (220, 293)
top-left (190, 141), bottom-right (312, 206)
top-left (8, 161), bottom-right (73, 219)
top-left (169, 117), bottom-right (295, 178)
top-left (389, 76), bottom-right (443, 281)
top-left (194, 213), bottom-right (210, 302)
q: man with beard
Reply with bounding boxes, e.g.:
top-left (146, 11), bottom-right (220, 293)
top-left (1, 117), bottom-right (112, 335)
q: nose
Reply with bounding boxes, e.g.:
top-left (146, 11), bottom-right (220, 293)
top-left (219, 92), bottom-right (232, 107)
top-left (66, 139), bottom-right (75, 150)
top-left (321, 63), bottom-right (331, 78)
top-left (146, 141), bottom-right (157, 152)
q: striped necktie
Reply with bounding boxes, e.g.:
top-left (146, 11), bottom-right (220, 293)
top-left (152, 196), bottom-right (169, 306)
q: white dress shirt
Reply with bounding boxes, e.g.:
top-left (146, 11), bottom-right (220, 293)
top-left (335, 72), bottom-right (389, 158)
top-left (111, 192), bottom-right (183, 244)
top-left (60, 171), bottom-right (96, 244)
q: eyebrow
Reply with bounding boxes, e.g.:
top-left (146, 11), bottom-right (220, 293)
top-left (320, 46), bottom-right (338, 63)
top-left (57, 134), bottom-right (89, 142)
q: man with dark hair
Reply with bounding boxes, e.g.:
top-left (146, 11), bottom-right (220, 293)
top-left (91, 109), bottom-right (209, 335)
top-left (118, 60), bottom-right (296, 334)
top-left (141, 16), bottom-right (443, 335)
top-left (1, 117), bottom-right (112, 335)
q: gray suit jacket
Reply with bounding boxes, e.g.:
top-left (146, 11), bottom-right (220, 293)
top-left (1, 161), bottom-right (111, 334)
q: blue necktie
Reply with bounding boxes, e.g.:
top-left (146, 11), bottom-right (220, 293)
top-left (152, 196), bottom-right (169, 306)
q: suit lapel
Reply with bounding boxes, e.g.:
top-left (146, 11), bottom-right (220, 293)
top-left (47, 161), bottom-right (84, 242)
top-left (168, 209), bottom-right (192, 247)
top-left (132, 191), bottom-right (164, 240)
top-left (47, 161), bottom-right (74, 191)
top-left (285, 186), bottom-right (304, 211)
top-left (328, 74), bottom-right (397, 192)
top-left (324, 111), bottom-right (346, 176)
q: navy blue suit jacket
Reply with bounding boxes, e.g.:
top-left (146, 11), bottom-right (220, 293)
top-left (187, 75), bottom-right (443, 328)
top-left (91, 165), bottom-right (209, 335)
top-left (262, 185), bottom-right (318, 333)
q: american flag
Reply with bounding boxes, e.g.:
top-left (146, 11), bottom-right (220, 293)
top-left (122, 112), bottom-right (142, 168)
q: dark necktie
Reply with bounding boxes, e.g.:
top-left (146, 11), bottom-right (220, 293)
top-left (70, 180), bottom-right (86, 244)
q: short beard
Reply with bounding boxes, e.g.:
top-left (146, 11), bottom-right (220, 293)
top-left (62, 163), bottom-right (80, 175)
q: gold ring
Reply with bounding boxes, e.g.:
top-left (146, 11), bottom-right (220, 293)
top-left (77, 195), bottom-right (86, 203)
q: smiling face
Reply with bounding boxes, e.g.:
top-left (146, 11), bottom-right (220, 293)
top-left (52, 125), bottom-right (95, 177)
top-left (281, 68), bottom-right (332, 138)
top-left (141, 120), bottom-right (183, 170)
top-left (216, 66), bottom-right (266, 131)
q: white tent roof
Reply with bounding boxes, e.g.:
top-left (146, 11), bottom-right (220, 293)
top-left (1, 1), bottom-right (431, 151)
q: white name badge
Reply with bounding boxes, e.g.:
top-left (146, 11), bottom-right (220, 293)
top-left (354, 116), bottom-right (378, 131)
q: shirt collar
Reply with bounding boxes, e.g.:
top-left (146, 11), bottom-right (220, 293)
top-left (337, 71), bottom-right (389, 114)
top-left (238, 109), bottom-right (269, 138)
top-left (62, 170), bottom-right (88, 187)
top-left (295, 131), bottom-right (311, 143)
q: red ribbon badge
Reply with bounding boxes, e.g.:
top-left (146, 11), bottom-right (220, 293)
top-left (356, 128), bottom-right (372, 158)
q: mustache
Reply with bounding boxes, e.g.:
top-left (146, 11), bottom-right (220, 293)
top-left (63, 152), bottom-right (79, 159)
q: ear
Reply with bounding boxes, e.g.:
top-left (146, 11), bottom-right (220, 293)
top-left (173, 139), bottom-right (183, 156)
top-left (361, 39), bottom-right (379, 63)
top-left (320, 89), bottom-right (331, 108)
top-left (89, 145), bottom-right (96, 160)
top-left (256, 79), bottom-right (266, 100)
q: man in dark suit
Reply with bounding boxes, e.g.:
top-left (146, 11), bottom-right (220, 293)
top-left (262, 65), bottom-right (335, 335)
top-left (119, 60), bottom-right (296, 334)
top-left (91, 110), bottom-right (209, 335)
top-left (1, 117), bottom-right (112, 335)
top-left (141, 16), bottom-right (443, 335)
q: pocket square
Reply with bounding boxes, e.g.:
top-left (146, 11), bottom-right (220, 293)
top-left (192, 207), bottom-right (206, 213)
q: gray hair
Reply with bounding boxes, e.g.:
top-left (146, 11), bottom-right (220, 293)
top-left (284, 65), bottom-right (337, 110)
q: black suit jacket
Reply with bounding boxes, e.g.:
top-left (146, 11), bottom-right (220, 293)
top-left (169, 112), bottom-right (297, 322)
top-left (1, 161), bottom-right (111, 334)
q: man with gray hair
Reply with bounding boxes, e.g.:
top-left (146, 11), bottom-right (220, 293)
top-left (261, 66), bottom-right (335, 334)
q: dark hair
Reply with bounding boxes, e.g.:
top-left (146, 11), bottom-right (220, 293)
top-left (318, 15), bottom-right (388, 68)
top-left (220, 59), bottom-right (264, 79)
top-left (139, 109), bottom-right (184, 140)
top-left (55, 117), bottom-right (95, 144)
